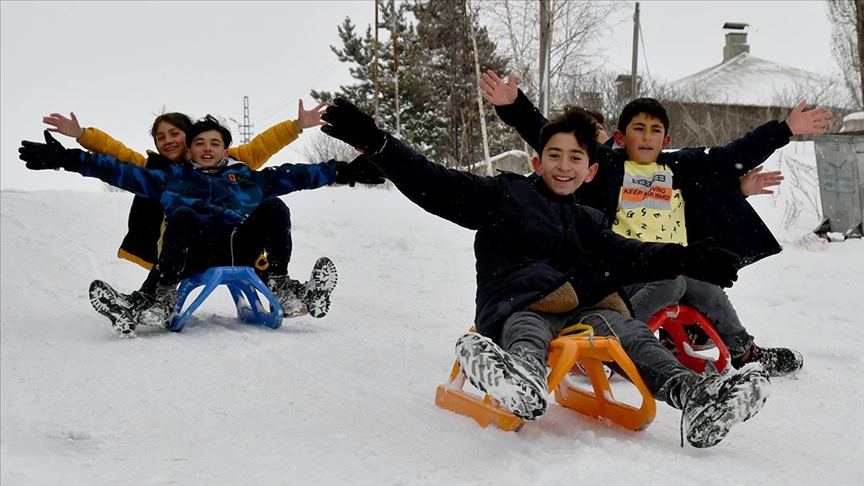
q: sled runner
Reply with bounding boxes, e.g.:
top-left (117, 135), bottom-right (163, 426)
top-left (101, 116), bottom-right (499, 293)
top-left (646, 304), bottom-right (730, 373)
top-left (170, 266), bottom-right (284, 332)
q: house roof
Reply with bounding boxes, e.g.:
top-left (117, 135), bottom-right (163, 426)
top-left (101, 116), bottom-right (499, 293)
top-left (668, 52), bottom-right (855, 109)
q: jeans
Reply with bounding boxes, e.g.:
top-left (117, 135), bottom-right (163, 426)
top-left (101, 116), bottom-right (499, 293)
top-left (623, 277), bottom-right (755, 358)
top-left (497, 307), bottom-right (694, 405)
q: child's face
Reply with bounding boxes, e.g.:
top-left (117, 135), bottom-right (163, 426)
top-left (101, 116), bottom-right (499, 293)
top-left (532, 132), bottom-right (598, 196)
top-left (189, 130), bottom-right (227, 167)
top-left (154, 121), bottom-right (189, 163)
top-left (613, 112), bottom-right (671, 164)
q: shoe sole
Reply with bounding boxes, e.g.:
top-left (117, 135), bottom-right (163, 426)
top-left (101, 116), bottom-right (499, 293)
top-left (305, 257), bottom-right (338, 318)
top-left (89, 280), bottom-right (136, 337)
top-left (687, 364), bottom-right (770, 448)
top-left (455, 333), bottom-right (547, 421)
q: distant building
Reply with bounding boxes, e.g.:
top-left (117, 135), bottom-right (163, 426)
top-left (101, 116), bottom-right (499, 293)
top-left (658, 23), bottom-right (857, 148)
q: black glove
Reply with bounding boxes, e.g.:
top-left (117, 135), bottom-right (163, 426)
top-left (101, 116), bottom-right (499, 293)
top-left (321, 97), bottom-right (388, 155)
top-left (335, 154), bottom-right (386, 187)
top-left (19, 131), bottom-right (82, 171)
top-left (679, 238), bottom-right (740, 288)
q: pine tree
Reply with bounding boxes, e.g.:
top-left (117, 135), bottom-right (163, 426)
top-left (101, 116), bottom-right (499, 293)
top-left (313, 0), bottom-right (519, 169)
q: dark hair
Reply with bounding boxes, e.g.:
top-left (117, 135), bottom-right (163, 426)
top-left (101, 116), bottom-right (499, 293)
top-left (564, 105), bottom-right (604, 126)
top-left (538, 107), bottom-right (599, 164)
top-left (617, 97), bottom-right (669, 135)
top-left (187, 114), bottom-right (232, 147)
top-left (150, 112), bottom-right (193, 140)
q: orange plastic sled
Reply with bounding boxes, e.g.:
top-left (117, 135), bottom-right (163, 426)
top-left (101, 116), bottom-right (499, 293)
top-left (435, 327), bottom-right (656, 432)
top-left (646, 304), bottom-right (730, 373)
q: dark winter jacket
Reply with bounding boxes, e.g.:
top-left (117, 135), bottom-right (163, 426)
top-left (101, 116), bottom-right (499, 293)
top-left (497, 90), bottom-right (787, 267)
top-left (369, 136), bottom-right (696, 339)
top-left (70, 152), bottom-right (339, 228)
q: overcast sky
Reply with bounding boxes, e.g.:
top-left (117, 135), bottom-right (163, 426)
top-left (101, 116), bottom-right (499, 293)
top-left (1, 1), bottom-right (838, 191)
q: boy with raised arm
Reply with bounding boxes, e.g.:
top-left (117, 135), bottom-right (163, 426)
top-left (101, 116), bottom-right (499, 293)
top-left (19, 115), bottom-right (384, 336)
top-left (321, 98), bottom-right (769, 449)
top-left (481, 70), bottom-right (833, 377)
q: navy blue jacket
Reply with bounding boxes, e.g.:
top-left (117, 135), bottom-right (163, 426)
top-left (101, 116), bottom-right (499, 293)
top-left (497, 91), bottom-right (787, 267)
top-left (71, 152), bottom-right (339, 226)
top-left (369, 137), bottom-right (695, 338)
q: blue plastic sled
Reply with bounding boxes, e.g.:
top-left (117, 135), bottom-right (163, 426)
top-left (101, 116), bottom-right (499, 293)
top-left (170, 266), bottom-right (283, 332)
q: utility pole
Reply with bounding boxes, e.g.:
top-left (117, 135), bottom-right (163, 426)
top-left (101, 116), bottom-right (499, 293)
top-left (390, 0), bottom-right (400, 135)
top-left (374, 0), bottom-right (400, 134)
top-left (373, 0), bottom-right (380, 122)
top-left (467, 0), bottom-right (491, 175)
top-left (630, 2), bottom-right (640, 100)
top-left (230, 96), bottom-right (253, 144)
top-left (538, 0), bottom-right (552, 117)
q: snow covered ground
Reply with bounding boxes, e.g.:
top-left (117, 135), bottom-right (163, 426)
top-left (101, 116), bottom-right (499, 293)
top-left (1, 143), bottom-right (863, 485)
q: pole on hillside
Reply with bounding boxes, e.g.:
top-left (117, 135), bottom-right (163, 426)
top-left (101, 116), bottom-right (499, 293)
top-left (538, 0), bottom-right (552, 117)
top-left (390, 0), bottom-right (400, 136)
top-left (373, 0), bottom-right (380, 123)
top-left (630, 2), bottom-right (640, 100)
top-left (467, 0), bottom-right (492, 175)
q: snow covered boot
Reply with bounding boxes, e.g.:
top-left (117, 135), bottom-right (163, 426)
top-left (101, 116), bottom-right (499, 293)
top-left (455, 333), bottom-right (548, 421)
top-left (267, 275), bottom-right (307, 317)
top-left (299, 257), bottom-right (338, 318)
top-left (677, 363), bottom-right (770, 448)
top-left (734, 345), bottom-right (803, 378)
top-left (89, 280), bottom-right (150, 336)
top-left (137, 284), bottom-right (179, 329)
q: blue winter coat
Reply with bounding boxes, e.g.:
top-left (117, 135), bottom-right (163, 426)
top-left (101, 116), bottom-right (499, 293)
top-left (496, 90), bottom-right (787, 267)
top-left (70, 152), bottom-right (339, 227)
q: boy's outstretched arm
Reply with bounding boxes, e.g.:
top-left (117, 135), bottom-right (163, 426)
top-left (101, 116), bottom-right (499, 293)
top-left (229, 99), bottom-right (327, 170)
top-left (322, 98), bottom-right (495, 230)
top-left (20, 131), bottom-right (166, 198)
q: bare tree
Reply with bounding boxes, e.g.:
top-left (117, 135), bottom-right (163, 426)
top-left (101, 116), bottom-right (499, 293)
top-left (480, 1), bottom-right (625, 109)
top-left (826, 0), bottom-right (864, 108)
top-left (298, 132), bottom-right (359, 165)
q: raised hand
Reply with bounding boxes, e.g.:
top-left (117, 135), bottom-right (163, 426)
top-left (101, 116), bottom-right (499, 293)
top-left (739, 165), bottom-right (784, 196)
top-left (19, 131), bottom-right (81, 171)
top-left (321, 98), bottom-right (387, 154)
top-left (479, 70), bottom-right (519, 107)
top-left (786, 100), bottom-right (833, 135)
top-left (43, 112), bottom-right (85, 139)
top-left (297, 99), bottom-right (327, 130)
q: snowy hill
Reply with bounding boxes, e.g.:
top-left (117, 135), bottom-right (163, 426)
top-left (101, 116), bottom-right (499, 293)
top-left (1, 145), bottom-right (863, 484)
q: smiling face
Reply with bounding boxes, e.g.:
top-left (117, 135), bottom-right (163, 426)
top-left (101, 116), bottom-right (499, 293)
top-left (532, 132), bottom-right (598, 196)
top-left (613, 112), bottom-right (671, 164)
top-left (189, 129), bottom-right (227, 167)
top-left (154, 121), bottom-right (189, 162)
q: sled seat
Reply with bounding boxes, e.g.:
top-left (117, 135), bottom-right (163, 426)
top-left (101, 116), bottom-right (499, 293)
top-left (170, 266), bottom-right (283, 332)
top-left (434, 326), bottom-right (656, 432)
top-left (646, 304), bottom-right (730, 373)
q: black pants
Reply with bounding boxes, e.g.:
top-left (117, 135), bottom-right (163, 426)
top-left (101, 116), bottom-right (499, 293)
top-left (140, 197), bottom-right (292, 294)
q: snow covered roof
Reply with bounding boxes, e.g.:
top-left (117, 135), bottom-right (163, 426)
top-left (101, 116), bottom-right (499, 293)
top-left (668, 52), bottom-right (855, 109)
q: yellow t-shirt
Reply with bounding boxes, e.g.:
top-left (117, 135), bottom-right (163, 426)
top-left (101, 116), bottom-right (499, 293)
top-left (612, 160), bottom-right (687, 244)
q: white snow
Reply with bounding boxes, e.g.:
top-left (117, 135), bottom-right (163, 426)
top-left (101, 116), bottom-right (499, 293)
top-left (2, 143), bottom-right (863, 485)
